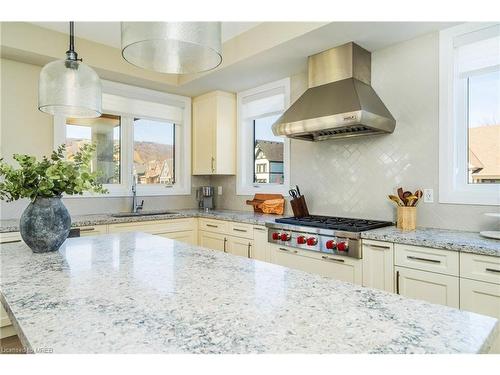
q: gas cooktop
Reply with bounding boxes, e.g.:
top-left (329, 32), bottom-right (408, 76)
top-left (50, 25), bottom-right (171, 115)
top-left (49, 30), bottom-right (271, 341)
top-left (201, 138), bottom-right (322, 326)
top-left (274, 215), bottom-right (393, 232)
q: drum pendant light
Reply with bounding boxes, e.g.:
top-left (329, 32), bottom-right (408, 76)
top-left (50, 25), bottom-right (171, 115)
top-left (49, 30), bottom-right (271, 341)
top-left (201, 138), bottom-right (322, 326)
top-left (38, 22), bottom-right (102, 118)
top-left (121, 22), bottom-right (222, 74)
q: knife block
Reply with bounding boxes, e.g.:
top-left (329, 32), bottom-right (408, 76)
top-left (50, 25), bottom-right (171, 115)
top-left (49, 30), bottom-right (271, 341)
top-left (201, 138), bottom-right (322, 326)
top-left (290, 195), bottom-right (310, 218)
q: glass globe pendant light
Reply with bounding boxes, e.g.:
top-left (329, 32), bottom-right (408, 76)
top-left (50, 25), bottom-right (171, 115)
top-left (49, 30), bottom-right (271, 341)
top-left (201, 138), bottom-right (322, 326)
top-left (121, 22), bottom-right (222, 74)
top-left (38, 22), bottom-right (102, 118)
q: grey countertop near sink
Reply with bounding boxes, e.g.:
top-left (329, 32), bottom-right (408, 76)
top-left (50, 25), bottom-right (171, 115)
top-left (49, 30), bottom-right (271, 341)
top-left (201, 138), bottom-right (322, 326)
top-left (1, 232), bottom-right (497, 354)
top-left (0, 209), bottom-right (283, 233)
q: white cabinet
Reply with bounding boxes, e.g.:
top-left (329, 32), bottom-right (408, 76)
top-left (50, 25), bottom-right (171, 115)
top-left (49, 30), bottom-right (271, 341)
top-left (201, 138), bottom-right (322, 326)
top-left (192, 91), bottom-right (236, 175)
top-left (78, 225), bottom-right (108, 237)
top-left (198, 231), bottom-right (227, 252)
top-left (226, 236), bottom-right (253, 258)
top-left (460, 278), bottom-right (500, 318)
top-left (0, 231), bottom-right (22, 244)
top-left (270, 244), bottom-right (362, 285)
top-left (395, 266), bottom-right (459, 308)
top-left (108, 218), bottom-right (198, 245)
top-left (362, 240), bottom-right (394, 292)
top-left (252, 226), bottom-right (270, 262)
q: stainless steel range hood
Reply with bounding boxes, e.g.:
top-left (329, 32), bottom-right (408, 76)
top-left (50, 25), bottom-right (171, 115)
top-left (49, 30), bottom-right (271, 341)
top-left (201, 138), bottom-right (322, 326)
top-left (272, 42), bottom-right (395, 141)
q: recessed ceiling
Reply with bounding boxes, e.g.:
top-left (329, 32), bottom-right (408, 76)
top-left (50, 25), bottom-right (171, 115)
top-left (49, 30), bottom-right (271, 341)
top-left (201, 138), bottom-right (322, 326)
top-left (30, 21), bottom-right (262, 47)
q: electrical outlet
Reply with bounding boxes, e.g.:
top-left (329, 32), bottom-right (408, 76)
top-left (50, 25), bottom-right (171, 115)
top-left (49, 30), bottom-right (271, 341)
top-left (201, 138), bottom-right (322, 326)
top-left (423, 189), bottom-right (434, 203)
top-left (217, 186), bottom-right (223, 195)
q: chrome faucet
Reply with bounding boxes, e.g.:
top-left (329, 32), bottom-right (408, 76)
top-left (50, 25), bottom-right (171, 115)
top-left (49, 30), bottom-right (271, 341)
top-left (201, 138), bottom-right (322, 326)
top-left (131, 176), bottom-right (144, 213)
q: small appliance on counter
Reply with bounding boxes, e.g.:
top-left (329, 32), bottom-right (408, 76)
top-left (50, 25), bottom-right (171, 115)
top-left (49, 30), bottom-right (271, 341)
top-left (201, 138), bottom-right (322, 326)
top-left (197, 186), bottom-right (215, 211)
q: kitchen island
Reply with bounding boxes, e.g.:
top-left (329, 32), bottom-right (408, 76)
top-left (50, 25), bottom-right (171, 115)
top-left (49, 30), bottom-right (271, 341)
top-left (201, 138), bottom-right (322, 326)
top-left (1, 232), bottom-right (498, 353)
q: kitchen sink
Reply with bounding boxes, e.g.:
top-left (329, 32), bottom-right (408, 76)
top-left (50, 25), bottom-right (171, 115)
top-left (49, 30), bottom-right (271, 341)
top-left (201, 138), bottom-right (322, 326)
top-left (110, 210), bottom-right (180, 218)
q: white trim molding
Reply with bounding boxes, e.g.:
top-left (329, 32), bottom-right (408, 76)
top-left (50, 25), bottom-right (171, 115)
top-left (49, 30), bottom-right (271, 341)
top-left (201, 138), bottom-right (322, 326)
top-left (236, 78), bottom-right (291, 196)
top-left (54, 80), bottom-right (192, 198)
top-left (439, 23), bottom-right (500, 206)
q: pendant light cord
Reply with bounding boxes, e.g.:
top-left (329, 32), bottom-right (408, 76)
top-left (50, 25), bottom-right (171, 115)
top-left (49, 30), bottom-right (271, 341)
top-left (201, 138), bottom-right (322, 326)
top-left (66, 21), bottom-right (81, 62)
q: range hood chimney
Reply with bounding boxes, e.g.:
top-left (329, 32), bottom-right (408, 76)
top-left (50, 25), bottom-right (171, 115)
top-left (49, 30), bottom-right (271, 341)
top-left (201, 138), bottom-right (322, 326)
top-left (272, 42), bottom-right (395, 141)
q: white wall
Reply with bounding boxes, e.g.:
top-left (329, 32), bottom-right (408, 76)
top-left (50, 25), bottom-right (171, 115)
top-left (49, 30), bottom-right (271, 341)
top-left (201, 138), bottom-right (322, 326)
top-left (212, 32), bottom-right (499, 232)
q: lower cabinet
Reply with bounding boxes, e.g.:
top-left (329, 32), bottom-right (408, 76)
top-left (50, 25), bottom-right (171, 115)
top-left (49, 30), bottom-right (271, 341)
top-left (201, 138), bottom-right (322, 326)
top-left (460, 278), bottom-right (500, 318)
top-left (271, 244), bottom-right (362, 285)
top-left (78, 224), bottom-right (108, 237)
top-left (198, 231), bottom-right (227, 252)
top-left (226, 236), bottom-right (253, 258)
top-left (108, 218), bottom-right (198, 245)
top-left (362, 240), bottom-right (394, 292)
top-left (156, 230), bottom-right (197, 245)
top-left (395, 266), bottom-right (459, 308)
top-left (252, 226), bottom-right (271, 262)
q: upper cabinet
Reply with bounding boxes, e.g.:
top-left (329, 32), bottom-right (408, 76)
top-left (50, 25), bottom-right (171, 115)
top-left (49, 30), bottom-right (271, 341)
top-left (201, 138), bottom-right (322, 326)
top-left (192, 91), bottom-right (236, 175)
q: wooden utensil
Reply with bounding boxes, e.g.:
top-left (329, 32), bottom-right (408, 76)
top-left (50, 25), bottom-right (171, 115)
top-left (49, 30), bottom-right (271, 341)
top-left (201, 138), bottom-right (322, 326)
top-left (388, 195), bottom-right (403, 206)
top-left (402, 191), bottom-right (412, 206)
top-left (412, 190), bottom-right (423, 206)
top-left (397, 187), bottom-right (405, 203)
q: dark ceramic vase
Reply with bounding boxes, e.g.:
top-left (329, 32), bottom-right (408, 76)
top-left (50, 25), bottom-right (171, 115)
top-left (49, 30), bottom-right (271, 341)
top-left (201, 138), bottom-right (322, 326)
top-left (20, 196), bottom-right (71, 253)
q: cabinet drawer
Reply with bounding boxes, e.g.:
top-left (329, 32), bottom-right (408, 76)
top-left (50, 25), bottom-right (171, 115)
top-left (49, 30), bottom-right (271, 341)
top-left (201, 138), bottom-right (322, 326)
top-left (460, 278), bottom-right (500, 318)
top-left (395, 244), bottom-right (458, 276)
top-left (228, 222), bottom-right (254, 239)
top-left (77, 224), bottom-right (107, 237)
top-left (109, 218), bottom-right (196, 235)
top-left (198, 218), bottom-right (228, 234)
top-left (0, 231), bottom-right (22, 244)
top-left (461, 253), bottom-right (500, 285)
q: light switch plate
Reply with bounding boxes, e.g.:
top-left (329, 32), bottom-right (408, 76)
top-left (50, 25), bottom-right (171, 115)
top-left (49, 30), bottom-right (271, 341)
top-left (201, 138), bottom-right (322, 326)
top-left (423, 189), bottom-right (434, 203)
top-left (217, 186), bottom-right (223, 195)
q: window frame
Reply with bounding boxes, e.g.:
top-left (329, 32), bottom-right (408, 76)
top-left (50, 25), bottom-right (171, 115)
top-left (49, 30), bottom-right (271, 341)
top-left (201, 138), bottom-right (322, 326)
top-left (236, 78), bottom-right (291, 196)
top-left (439, 22), bottom-right (500, 206)
top-left (54, 80), bottom-right (191, 197)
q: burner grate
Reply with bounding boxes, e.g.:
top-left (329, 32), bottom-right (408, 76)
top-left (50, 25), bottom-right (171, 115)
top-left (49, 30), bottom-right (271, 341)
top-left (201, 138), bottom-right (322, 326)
top-left (275, 215), bottom-right (393, 232)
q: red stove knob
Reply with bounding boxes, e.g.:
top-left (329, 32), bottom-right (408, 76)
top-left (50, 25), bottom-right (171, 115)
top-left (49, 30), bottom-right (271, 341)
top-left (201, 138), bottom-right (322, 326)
top-left (306, 237), bottom-right (318, 246)
top-left (325, 240), bottom-right (336, 250)
top-left (297, 235), bottom-right (306, 244)
top-left (272, 232), bottom-right (280, 240)
top-left (280, 233), bottom-right (290, 241)
top-left (337, 241), bottom-right (348, 252)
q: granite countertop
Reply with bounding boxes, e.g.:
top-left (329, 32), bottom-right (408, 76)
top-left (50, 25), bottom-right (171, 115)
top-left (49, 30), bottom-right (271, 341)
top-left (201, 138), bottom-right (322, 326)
top-left (0, 209), bottom-right (283, 233)
top-left (1, 232), bottom-right (498, 354)
top-left (362, 226), bottom-right (500, 257)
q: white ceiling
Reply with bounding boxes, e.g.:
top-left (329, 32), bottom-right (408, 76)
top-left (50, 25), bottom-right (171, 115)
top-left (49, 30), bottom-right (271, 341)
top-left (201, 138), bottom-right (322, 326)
top-left (28, 21), bottom-right (459, 96)
top-left (30, 22), bottom-right (262, 47)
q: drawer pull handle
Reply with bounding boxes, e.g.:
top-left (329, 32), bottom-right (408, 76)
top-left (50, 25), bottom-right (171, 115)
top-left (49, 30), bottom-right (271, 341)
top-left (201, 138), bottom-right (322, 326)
top-left (1, 239), bottom-right (22, 244)
top-left (279, 247), bottom-right (297, 254)
top-left (253, 227), bottom-right (265, 231)
top-left (407, 256), bottom-right (441, 264)
top-left (206, 224), bottom-right (218, 228)
top-left (79, 227), bottom-right (96, 232)
top-left (367, 244), bottom-right (390, 250)
top-left (321, 255), bottom-right (344, 263)
top-left (233, 228), bottom-right (247, 233)
top-left (485, 268), bottom-right (500, 274)
top-left (396, 270), bottom-right (400, 294)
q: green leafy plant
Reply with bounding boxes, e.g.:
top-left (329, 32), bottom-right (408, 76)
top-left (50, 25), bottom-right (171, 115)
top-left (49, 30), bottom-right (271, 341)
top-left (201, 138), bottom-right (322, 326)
top-left (0, 144), bottom-right (108, 202)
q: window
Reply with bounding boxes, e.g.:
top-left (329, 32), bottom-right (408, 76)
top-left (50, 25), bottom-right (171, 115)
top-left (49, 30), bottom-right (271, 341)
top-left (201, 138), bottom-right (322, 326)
top-left (253, 114), bottom-right (284, 184)
top-left (439, 23), bottom-right (500, 205)
top-left (133, 118), bottom-right (175, 185)
top-left (65, 114), bottom-right (121, 185)
top-left (237, 78), bottom-right (290, 195)
top-left (54, 80), bottom-right (191, 197)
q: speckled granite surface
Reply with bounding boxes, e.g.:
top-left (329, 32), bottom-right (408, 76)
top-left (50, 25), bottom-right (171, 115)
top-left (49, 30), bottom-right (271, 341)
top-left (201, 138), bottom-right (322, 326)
top-left (1, 232), bottom-right (498, 354)
top-left (0, 209), bottom-right (282, 233)
top-left (362, 226), bottom-right (500, 257)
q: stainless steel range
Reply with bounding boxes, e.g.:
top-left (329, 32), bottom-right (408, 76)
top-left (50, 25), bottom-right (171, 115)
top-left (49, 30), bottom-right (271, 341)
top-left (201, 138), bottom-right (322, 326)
top-left (266, 216), bottom-right (393, 259)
